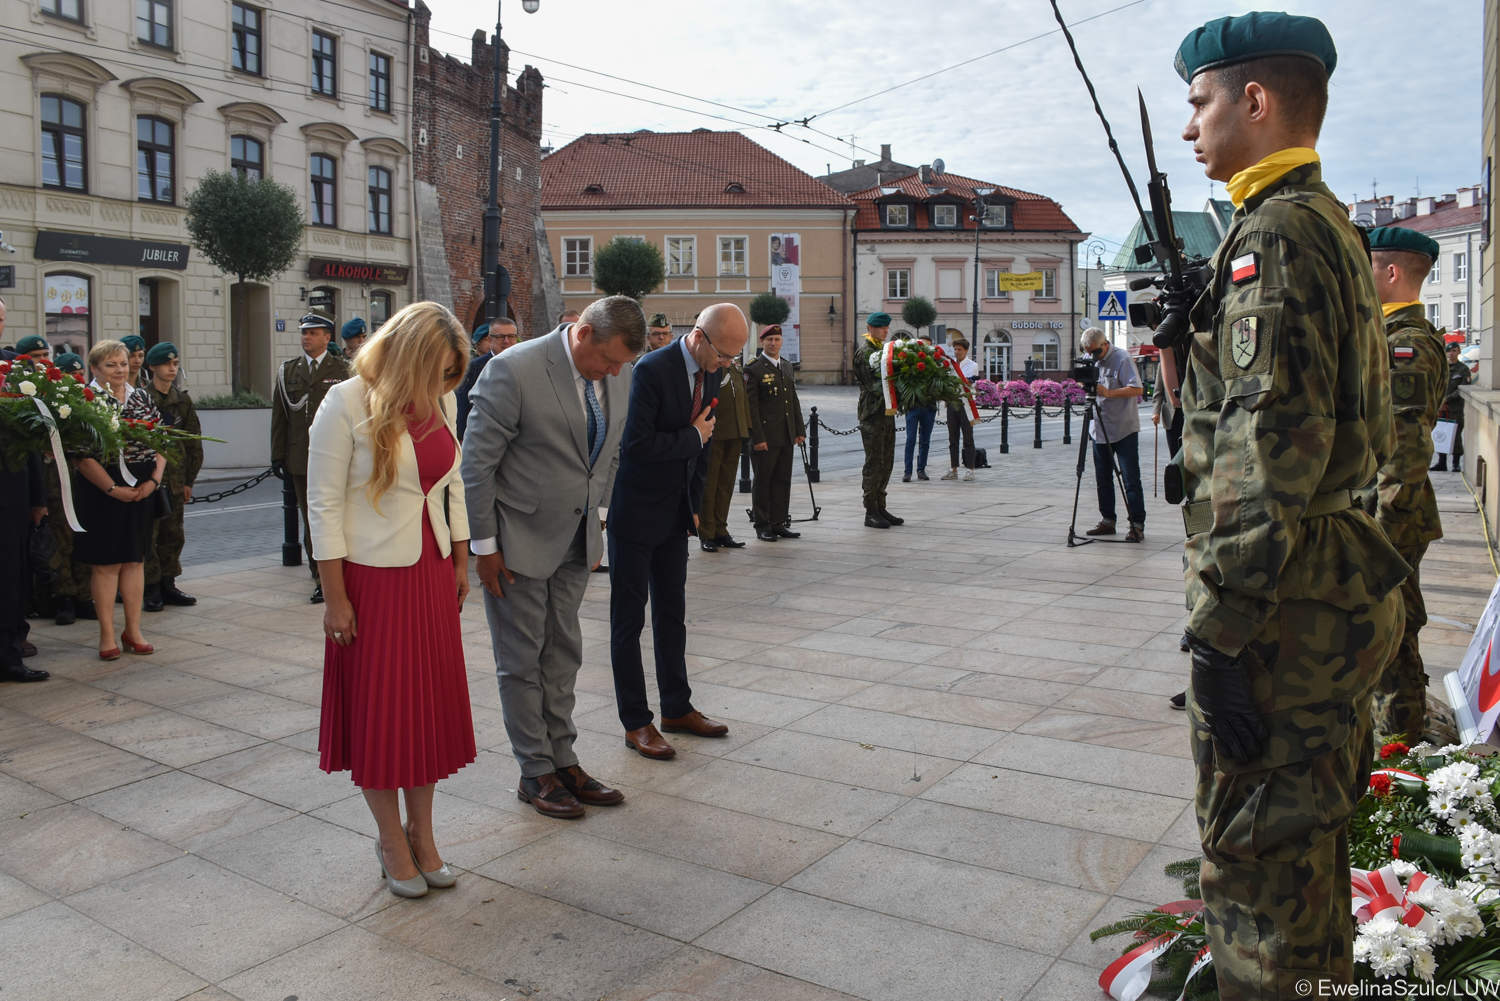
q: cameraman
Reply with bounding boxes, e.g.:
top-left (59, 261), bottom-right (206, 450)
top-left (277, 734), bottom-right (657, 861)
top-left (1080, 327), bottom-right (1146, 542)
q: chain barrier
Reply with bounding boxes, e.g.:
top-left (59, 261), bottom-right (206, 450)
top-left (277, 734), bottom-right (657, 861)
top-left (186, 467), bottom-right (275, 504)
top-left (813, 405), bottom-right (1073, 435)
top-left (813, 415), bottom-right (862, 437)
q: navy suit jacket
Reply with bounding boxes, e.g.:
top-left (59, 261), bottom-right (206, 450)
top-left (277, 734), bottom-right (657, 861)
top-left (609, 343), bottom-right (721, 547)
top-left (456, 351), bottom-right (493, 439)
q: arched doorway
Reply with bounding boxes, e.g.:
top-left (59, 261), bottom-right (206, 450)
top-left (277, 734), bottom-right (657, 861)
top-left (982, 330), bottom-right (1011, 382)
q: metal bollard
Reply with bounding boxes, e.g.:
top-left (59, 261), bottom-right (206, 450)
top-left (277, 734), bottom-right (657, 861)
top-left (1000, 402), bottom-right (1010, 454)
top-left (1063, 401), bottom-right (1072, 444)
top-left (281, 473), bottom-right (301, 567)
top-left (739, 437), bottom-right (752, 493)
top-left (806, 407), bottom-right (820, 483)
top-left (1034, 405), bottom-right (1042, 449)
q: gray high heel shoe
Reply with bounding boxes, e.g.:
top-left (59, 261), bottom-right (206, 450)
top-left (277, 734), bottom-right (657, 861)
top-left (375, 838), bottom-right (428, 898)
top-left (405, 830), bottom-right (457, 889)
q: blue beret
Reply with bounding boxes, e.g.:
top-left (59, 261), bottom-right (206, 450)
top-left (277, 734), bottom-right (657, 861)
top-left (15, 335), bottom-right (48, 354)
top-left (471, 323), bottom-right (490, 344)
top-left (299, 313), bottom-right (334, 331)
top-left (866, 312), bottom-right (892, 328)
top-left (53, 352), bottom-right (83, 373)
top-left (1369, 226), bottom-right (1441, 262)
top-left (1175, 12), bottom-right (1337, 82)
top-left (341, 317), bottom-right (366, 338)
top-left (145, 342), bottom-right (179, 366)
top-left (121, 334), bottom-right (147, 353)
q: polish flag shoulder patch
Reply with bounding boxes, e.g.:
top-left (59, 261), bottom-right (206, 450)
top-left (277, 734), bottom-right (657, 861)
top-left (1393, 346), bottom-right (1415, 362)
top-left (1230, 253), bottom-right (1259, 284)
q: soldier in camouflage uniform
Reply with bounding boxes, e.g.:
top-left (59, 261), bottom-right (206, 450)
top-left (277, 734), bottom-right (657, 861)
top-left (1433, 341), bottom-right (1471, 471)
top-left (1173, 15), bottom-right (1410, 998)
top-left (45, 352), bottom-right (95, 625)
top-left (853, 313), bottom-right (902, 529)
top-left (1361, 227), bottom-right (1449, 744)
top-left (141, 343), bottom-right (203, 611)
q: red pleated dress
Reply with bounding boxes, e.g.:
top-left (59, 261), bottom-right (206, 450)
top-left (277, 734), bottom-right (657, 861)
top-left (318, 411), bottom-right (476, 789)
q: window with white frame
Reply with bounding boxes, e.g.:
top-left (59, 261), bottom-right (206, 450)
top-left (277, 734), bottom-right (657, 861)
top-left (937, 269), bottom-right (961, 299)
top-left (1455, 252), bottom-right (1468, 282)
top-left (1033, 332), bottom-right (1060, 369)
top-left (1456, 301), bottom-right (1469, 330)
top-left (985, 268), bottom-right (1009, 299)
top-left (719, 237), bottom-right (746, 275)
top-left (887, 268), bottom-right (910, 300)
top-left (884, 204), bottom-right (909, 228)
top-left (1040, 269), bottom-right (1057, 298)
top-left (932, 204), bottom-right (957, 227)
top-left (1430, 257), bottom-right (1442, 283)
top-left (982, 203), bottom-right (1008, 227)
top-left (564, 238), bottom-right (591, 277)
top-left (667, 237), bottom-right (694, 276)
top-left (1427, 301), bottom-right (1441, 325)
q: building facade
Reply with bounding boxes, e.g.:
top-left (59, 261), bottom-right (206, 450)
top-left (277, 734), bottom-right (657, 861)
top-left (1464, 0), bottom-right (1500, 541)
top-left (848, 165), bottom-right (1087, 382)
top-left (1353, 191), bottom-right (1483, 338)
top-left (0, 0), bottom-right (414, 397)
top-left (539, 130), bottom-right (853, 382)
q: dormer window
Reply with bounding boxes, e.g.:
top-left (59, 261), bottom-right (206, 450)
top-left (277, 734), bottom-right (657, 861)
top-left (884, 204), bottom-right (910, 228)
top-left (932, 204), bottom-right (957, 227)
top-left (982, 204), bottom-right (1009, 227)
top-left (583, 183), bottom-right (604, 194)
top-left (724, 182), bottom-right (745, 194)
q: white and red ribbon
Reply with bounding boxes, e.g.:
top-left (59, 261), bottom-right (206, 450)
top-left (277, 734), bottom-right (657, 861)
top-left (1099, 900), bottom-right (1203, 1001)
top-left (1350, 865), bottom-right (1436, 934)
top-left (31, 398), bottom-right (84, 532)
top-left (942, 354), bottom-right (981, 424)
top-left (877, 341), bottom-right (899, 414)
top-left (1371, 768), bottom-right (1427, 785)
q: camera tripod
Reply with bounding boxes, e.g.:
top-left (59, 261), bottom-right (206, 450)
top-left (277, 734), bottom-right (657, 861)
top-left (1066, 390), bottom-right (1141, 547)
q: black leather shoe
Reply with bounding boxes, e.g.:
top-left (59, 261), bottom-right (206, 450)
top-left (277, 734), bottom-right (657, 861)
top-left (716, 535), bottom-right (746, 549)
top-left (75, 599), bottom-right (97, 620)
top-left (3, 664), bottom-right (49, 683)
top-left (865, 510), bottom-right (890, 529)
top-left (774, 526), bottom-right (800, 539)
top-left (54, 596), bottom-right (75, 626)
top-left (310, 585), bottom-right (324, 604)
top-left (917, 470), bottom-right (929, 481)
top-left (1179, 633), bottom-right (1191, 653)
top-left (901, 473), bottom-right (912, 482)
top-left (700, 537), bottom-right (719, 552)
top-left (756, 529), bottom-right (778, 542)
top-left (1169, 691), bottom-right (1187, 711)
top-left (161, 579), bottom-right (197, 606)
top-left (143, 584), bottom-right (164, 613)
top-left (880, 509), bottom-right (904, 526)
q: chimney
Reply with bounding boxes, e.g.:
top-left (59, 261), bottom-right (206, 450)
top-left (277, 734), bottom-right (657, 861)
top-left (1458, 187), bottom-right (1479, 208)
top-left (1417, 197), bottom-right (1435, 216)
top-left (853, 159), bottom-right (865, 168)
top-left (881, 143), bottom-right (891, 163)
top-left (918, 164), bottom-right (932, 183)
top-left (1393, 198), bottom-right (1417, 220)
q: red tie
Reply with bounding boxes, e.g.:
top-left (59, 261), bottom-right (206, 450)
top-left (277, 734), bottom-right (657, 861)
top-left (692, 369), bottom-right (703, 418)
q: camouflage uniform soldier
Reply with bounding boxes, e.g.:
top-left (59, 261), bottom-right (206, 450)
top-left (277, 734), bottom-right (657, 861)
top-left (1173, 15), bottom-right (1411, 998)
top-left (1361, 227), bottom-right (1449, 744)
top-left (142, 343), bottom-right (203, 611)
top-left (1433, 341), bottom-right (1471, 471)
top-left (853, 313), bottom-right (902, 529)
top-left (45, 352), bottom-right (95, 625)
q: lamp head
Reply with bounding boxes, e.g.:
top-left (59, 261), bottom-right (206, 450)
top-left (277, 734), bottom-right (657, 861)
top-left (521, 0), bottom-right (540, 11)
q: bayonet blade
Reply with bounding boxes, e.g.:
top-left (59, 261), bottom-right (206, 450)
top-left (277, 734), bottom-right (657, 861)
top-left (1139, 89), bottom-right (1162, 180)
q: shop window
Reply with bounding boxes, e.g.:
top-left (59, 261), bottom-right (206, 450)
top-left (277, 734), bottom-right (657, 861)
top-left (1033, 332), bottom-right (1060, 370)
top-left (310, 154), bottom-right (337, 227)
top-left (41, 94), bottom-right (87, 192)
top-left (370, 291), bottom-right (392, 330)
top-left (137, 116), bottom-right (174, 204)
top-left (44, 273), bottom-right (92, 358)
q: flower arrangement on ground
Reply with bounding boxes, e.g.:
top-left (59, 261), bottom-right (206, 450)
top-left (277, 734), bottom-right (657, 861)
top-left (997, 380), bottom-right (1035, 408)
top-left (971, 379), bottom-right (1003, 408)
top-left (870, 338), bottom-right (969, 414)
top-left (0, 358), bottom-right (122, 472)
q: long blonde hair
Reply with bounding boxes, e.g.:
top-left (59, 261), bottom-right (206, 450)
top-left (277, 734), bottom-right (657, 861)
top-left (353, 301), bottom-right (468, 507)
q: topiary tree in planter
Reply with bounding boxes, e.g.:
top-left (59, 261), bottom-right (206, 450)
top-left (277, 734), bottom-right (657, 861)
top-left (592, 237), bottom-right (665, 300)
top-left (901, 295), bottom-right (937, 332)
top-left (749, 291), bottom-right (791, 329)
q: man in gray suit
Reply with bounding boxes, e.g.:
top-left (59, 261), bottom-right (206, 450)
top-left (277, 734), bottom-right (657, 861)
top-left (462, 295), bottom-right (645, 818)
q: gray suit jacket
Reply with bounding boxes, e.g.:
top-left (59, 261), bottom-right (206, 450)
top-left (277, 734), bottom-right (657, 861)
top-left (460, 327), bottom-right (629, 579)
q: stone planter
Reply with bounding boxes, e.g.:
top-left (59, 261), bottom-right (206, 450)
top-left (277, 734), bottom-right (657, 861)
top-left (199, 407), bottom-right (271, 469)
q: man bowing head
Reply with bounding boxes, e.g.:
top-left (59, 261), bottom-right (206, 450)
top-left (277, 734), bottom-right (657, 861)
top-left (609, 303), bottom-right (748, 759)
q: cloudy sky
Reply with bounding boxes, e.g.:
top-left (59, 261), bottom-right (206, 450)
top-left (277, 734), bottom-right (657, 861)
top-left (427, 0), bottom-right (1483, 262)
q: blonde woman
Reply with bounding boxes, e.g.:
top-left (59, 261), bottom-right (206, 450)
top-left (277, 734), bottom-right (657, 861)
top-left (307, 301), bottom-right (476, 899)
top-left (71, 339), bottom-right (167, 660)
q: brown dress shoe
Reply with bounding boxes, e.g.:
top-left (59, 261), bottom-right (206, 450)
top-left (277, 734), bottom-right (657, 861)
top-left (660, 710), bottom-right (729, 737)
top-left (625, 724), bottom-right (676, 759)
top-left (556, 764), bottom-right (625, 806)
top-left (517, 773), bottom-right (585, 818)
top-left (1085, 521), bottom-right (1116, 536)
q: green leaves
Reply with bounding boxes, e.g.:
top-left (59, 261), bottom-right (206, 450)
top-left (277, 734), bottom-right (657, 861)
top-left (749, 291), bottom-right (791, 326)
top-left (183, 170), bottom-right (303, 285)
top-left (900, 295), bottom-right (937, 330)
top-left (592, 237), bottom-right (666, 300)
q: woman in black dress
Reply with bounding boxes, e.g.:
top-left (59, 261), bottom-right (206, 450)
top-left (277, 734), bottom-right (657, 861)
top-left (72, 340), bottom-right (166, 660)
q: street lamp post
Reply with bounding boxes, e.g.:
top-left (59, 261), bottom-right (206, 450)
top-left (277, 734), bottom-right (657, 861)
top-left (1081, 238), bottom-right (1105, 332)
top-left (969, 187), bottom-right (995, 348)
top-left (482, 0), bottom-right (540, 326)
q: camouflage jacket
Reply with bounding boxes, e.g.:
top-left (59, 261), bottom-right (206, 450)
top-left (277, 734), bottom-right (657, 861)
top-left (1180, 160), bottom-right (1410, 655)
top-left (1443, 359), bottom-right (1472, 420)
top-left (853, 334), bottom-right (888, 424)
top-left (1368, 305), bottom-right (1446, 548)
top-left (145, 381), bottom-right (203, 488)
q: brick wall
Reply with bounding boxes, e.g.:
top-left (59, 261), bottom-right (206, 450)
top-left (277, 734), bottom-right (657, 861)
top-left (412, 2), bottom-right (543, 337)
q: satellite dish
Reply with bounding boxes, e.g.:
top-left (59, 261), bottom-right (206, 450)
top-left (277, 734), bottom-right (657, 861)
top-left (932, 158), bottom-right (945, 174)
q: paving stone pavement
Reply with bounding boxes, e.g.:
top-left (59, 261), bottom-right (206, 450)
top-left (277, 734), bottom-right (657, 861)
top-left (2, 429), bottom-right (1495, 1001)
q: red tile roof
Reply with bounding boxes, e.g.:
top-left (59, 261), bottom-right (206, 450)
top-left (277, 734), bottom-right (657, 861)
top-left (848, 171), bottom-right (1082, 233)
top-left (541, 131), bottom-right (851, 211)
top-left (1387, 202), bottom-right (1482, 234)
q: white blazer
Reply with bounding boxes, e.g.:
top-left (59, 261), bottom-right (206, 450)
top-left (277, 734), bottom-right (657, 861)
top-left (307, 378), bottom-right (469, 567)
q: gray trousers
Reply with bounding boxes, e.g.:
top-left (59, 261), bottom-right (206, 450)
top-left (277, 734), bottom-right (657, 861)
top-left (484, 519), bottom-right (590, 779)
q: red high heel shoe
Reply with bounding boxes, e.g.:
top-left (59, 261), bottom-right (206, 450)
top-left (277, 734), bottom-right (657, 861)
top-left (99, 647), bottom-right (121, 661)
top-left (121, 637), bottom-right (154, 655)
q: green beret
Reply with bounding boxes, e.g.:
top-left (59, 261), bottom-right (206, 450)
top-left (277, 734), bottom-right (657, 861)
top-left (1175, 12), bottom-right (1337, 82)
top-left (53, 352), bottom-right (83, 374)
top-left (866, 312), bottom-right (891, 328)
top-left (649, 313), bottom-right (670, 328)
top-left (341, 317), bottom-right (366, 339)
top-left (145, 342), bottom-right (179, 366)
top-left (471, 323), bottom-right (490, 344)
top-left (121, 334), bottom-right (147, 353)
top-left (1369, 226), bottom-right (1441, 262)
top-left (15, 335), bottom-right (48, 354)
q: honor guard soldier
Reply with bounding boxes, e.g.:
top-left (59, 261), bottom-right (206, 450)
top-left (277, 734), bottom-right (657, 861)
top-left (1174, 14), bottom-right (1410, 997)
top-left (646, 313), bottom-right (674, 352)
top-left (45, 352), bottom-right (95, 625)
top-left (853, 313), bottom-right (902, 529)
top-left (1363, 227), bottom-right (1448, 744)
top-left (122, 334), bottom-right (147, 387)
top-left (13, 335), bottom-right (50, 365)
top-left (1434, 340), bottom-right (1471, 471)
top-left (697, 343), bottom-right (754, 552)
top-left (340, 317), bottom-right (367, 360)
top-left (272, 313), bottom-right (351, 602)
top-left (140, 342), bottom-right (202, 611)
top-left (744, 324), bottom-right (805, 542)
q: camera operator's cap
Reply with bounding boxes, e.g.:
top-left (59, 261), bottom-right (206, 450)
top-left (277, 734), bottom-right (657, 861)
top-left (121, 334), bottom-right (147, 354)
top-left (648, 312), bottom-right (670, 328)
top-left (867, 312), bottom-right (891, 328)
top-left (1175, 12), bottom-right (1337, 82)
top-left (144, 342), bottom-right (178, 366)
top-left (53, 352), bottom-right (83, 374)
top-left (298, 313), bottom-right (335, 331)
top-left (340, 317), bottom-right (366, 339)
top-left (759, 324), bottom-right (783, 340)
top-left (1369, 226), bottom-right (1441, 262)
top-left (15, 334), bottom-right (48, 354)
top-left (470, 322), bottom-right (490, 344)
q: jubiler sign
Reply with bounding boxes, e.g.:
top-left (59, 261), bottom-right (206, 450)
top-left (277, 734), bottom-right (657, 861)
top-left (307, 257), bottom-right (409, 285)
top-left (35, 231), bottom-right (189, 270)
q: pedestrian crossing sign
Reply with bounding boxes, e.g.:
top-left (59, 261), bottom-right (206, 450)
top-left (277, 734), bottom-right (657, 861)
top-left (1097, 291), bottom-right (1128, 320)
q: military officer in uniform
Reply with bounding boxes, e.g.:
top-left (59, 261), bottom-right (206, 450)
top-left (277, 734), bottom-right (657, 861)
top-left (745, 324), bottom-right (805, 542)
top-left (340, 317), bottom-right (367, 360)
top-left (141, 342), bottom-right (203, 612)
top-left (1174, 14), bottom-right (1409, 997)
top-left (45, 352), bottom-right (94, 625)
top-left (646, 313), bottom-right (673, 352)
top-left (853, 313), bottom-right (902, 529)
top-left (697, 345), bottom-right (753, 552)
top-left (123, 334), bottom-right (147, 387)
top-left (271, 313), bottom-right (351, 602)
top-left (1433, 341), bottom-right (1471, 471)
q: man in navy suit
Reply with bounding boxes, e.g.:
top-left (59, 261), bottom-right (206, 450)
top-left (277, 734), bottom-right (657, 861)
top-left (609, 302), bottom-right (749, 759)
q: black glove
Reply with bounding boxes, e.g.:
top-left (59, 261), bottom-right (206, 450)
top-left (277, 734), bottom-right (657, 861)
top-left (1187, 632), bottom-right (1269, 764)
top-left (270, 459), bottom-right (286, 481)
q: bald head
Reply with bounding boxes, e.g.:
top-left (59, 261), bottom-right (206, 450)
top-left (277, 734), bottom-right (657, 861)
top-left (686, 303), bottom-right (749, 372)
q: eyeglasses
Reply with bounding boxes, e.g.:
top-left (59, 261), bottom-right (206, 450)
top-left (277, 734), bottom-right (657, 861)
top-left (695, 327), bottom-right (739, 364)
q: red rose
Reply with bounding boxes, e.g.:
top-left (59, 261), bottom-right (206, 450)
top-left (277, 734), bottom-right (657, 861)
top-left (0, 361), bottom-right (10, 374)
top-left (1380, 741), bottom-right (1410, 760)
top-left (935, 346), bottom-right (945, 358)
top-left (1368, 774), bottom-right (1392, 797)
top-left (72, 372), bottom-right (85, 383)
top-left (83, 387), bottom-right (94, 400)
top-left (916, 362), bottom-right (926, 371)
top-left (147, 421), bottom-right (156, 429)
top-left (46, 367), bottom-right (62, 381)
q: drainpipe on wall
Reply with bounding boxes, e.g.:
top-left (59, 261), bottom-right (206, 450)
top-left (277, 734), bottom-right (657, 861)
top-left (405, 7), bottom-right (417, 312)
top-left (1067, 238), bottom-right (1077, 369)
top-left (849, 216), bottom-right (858, 385)
top-left (841, 207), bottom-right (851, 384)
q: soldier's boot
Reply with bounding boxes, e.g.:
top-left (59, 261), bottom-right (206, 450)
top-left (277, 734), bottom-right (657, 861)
top-left (54, 596), bottom-right (75, 626)
top-left (161, 578), bottom-right (197, 607)
top-left (880, 509), bottom-right (904, 526)
top-left (75, 598), bottom-right (97, 620)
top-left (143, 583), bottom-right (164, 613)
top-left (864, 509), bottom-right (891, 529)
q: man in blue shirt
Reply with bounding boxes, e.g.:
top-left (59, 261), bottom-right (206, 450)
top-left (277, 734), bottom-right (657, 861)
top-left (1081, 327), bottom-right (1146, 542)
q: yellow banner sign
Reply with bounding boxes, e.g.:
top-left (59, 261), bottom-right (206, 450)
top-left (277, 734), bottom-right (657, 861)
top-left (996, 271), bottom-right (1045, 292)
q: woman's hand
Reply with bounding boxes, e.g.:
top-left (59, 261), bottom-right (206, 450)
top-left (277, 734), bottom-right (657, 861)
top-left (109, 484), bottom-right (142, 503)
top-left (454, 562), bottom-right (470, 610)
top-left (324, 597), bottom-right (357, 647)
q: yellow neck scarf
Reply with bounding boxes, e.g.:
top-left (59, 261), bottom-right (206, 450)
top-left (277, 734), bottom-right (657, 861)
top-left (1225, 148), bottom-right (1320, 207)
top-left (1383, 301), bottom-right (1422, 318)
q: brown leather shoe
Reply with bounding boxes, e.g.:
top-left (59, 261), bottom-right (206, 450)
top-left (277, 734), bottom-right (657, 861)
top-left (625, 724), bottom-right (676, 759)
top-left (516, 773), bottom-right (585, 818)
top-left (556, 764), bottom-right (625, 806)
top-left (660, 710), bottom-right (729, 737)
top-left (1085, 521), bottom-right (1116, 536)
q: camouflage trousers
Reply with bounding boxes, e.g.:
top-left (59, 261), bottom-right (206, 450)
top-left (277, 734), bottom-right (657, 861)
top-left (1191, 591), bottom-right (1401, 1000)
top-left (45, 463), bottom-right (91, 599)
top-left (859, 417), bottom-right (895, 512)
top-left (144, 481), bottom-right (187, 585)
top-left (1372, 542), bottom-right (1428, 744)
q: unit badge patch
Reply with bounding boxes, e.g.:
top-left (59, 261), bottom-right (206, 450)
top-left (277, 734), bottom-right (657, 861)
top-left (1229, 315), bottom-right (1259, 369)
top-left (1393, 374), bottom-right (1416, 401)
top-left (1230, 253), bottom-right (1259, 285)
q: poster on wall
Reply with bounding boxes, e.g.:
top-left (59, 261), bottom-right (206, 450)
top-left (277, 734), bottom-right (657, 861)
top-left (44, 274), bottom-right (89, 314)
top-left (770, 233), bottom-right (801, 364)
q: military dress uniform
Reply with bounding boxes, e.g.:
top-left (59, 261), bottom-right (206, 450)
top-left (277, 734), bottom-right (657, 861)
top-left (142, 344), bottom-right (203, 610)
top-left (698, 357), bottom-right (753, 548)
top-left (271, 323), bottom-right (351, 591)
top-left (745, 347), bottom-right (805, 537)
top-left (854, 317), bottom-right (900, 528)
top-left (1174, 16), bottom-right (1410, 999)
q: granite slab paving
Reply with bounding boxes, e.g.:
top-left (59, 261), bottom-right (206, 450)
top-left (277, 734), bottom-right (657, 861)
top-left (2, 417), bottom-right (1494, 1001)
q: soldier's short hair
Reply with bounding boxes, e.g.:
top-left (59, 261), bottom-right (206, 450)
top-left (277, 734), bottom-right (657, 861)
top-left (1372, 249), bottom-right (1434, 285)
top-left (1215, 55), bottom-right (1329, 139)
top-left (580, 295), bottom-right (648, 353)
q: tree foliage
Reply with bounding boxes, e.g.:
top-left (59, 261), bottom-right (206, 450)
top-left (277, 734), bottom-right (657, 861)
top-left (592, 237), bottom-right (665, 300)
top-left (901, 295), bottom-right (937, 330)
top-left (749, 292), bottom-right (791, 326)
top-left (184, 170), bottom-right (303, 284)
